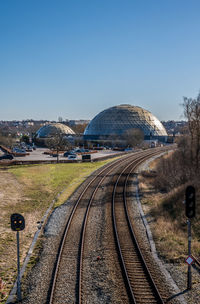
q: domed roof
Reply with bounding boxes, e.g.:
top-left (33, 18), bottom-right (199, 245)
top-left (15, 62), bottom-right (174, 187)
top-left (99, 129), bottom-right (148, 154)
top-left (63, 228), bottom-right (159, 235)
top-left (84, 104), bottom-right (167, 137)
top-left (36, 123), bottom-right (75, 138)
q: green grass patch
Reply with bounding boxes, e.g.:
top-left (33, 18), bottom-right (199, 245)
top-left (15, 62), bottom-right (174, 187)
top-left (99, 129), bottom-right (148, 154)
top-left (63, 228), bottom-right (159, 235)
top-left (1, 158), bottom-right (119, 303)
top-left (8, 160), bottom-right (115, 211)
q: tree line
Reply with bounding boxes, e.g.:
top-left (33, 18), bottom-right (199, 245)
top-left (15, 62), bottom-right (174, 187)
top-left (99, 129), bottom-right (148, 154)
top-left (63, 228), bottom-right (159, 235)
top-left (154, 92), bottom-right (200, 192)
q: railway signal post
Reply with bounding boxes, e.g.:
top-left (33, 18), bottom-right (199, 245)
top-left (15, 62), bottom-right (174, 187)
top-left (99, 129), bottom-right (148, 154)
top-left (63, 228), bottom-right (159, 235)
top-left (11, 213), bottom-right (25, 301)
top-left (185, 186), bottom-right (196, 290)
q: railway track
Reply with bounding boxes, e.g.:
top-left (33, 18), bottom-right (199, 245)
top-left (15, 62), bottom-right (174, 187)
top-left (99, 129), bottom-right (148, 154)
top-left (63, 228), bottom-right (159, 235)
top-left (48, 148), bottom-right (170, 304)
top-left (112, 152), bottom-right (165, 303)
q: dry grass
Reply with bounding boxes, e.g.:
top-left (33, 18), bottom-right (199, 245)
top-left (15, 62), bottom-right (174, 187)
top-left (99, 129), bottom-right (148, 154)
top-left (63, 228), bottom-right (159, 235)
top-left (139, 160), bottom-right (200, 264)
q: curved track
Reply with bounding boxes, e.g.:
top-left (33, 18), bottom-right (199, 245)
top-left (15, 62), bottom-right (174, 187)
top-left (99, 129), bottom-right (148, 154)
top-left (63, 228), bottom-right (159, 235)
top-left (48, 148), bottom-right (169, 304)
top-left (112, 152), bottom-right (165, 303)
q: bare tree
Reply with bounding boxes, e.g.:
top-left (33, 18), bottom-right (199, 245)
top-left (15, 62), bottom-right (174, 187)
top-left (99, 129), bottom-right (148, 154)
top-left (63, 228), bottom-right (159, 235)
top-left (150, 92), bottom-right (200, 192)
top-left (0, 132), bottom-right (16, 149)
top-left (182, 93), bottom-right (200, 171)
top-left (123, 128), bottom-right (144, 147)
top-left (45, 131), bottom-right (71, 163)
top-left (71, 123), bottom-right (88, 135)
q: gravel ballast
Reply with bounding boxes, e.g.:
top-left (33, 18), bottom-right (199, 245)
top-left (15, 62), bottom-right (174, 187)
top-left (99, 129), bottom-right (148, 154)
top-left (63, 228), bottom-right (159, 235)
top-left (8, 152), bottom-right (200, 304)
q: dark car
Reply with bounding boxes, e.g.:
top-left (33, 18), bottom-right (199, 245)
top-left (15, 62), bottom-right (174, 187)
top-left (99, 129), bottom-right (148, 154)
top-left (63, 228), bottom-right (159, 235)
top-left (26, 145), bottom-right (33, 152)
top-left (12, 147), bottom-right (26, 153)
top-left (0, 154), bottom-right (14, 160)
top-left (63, 151), bottom-right (76, 157)
top-left (52, 153), bottom-right (58, 157)
top-left (74, 149), bottom-right (82, 153)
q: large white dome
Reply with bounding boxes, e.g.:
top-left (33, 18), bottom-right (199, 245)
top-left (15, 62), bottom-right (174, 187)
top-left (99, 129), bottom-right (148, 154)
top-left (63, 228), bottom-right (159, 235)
top-left (84, 104), bottom-right (167, 137)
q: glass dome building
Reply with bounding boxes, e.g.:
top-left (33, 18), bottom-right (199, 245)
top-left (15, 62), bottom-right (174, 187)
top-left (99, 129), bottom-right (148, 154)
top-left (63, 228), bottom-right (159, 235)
top-left (84, 104), bottom-right (167, 141)
top-left (36, 123), bottom-right (75, 138)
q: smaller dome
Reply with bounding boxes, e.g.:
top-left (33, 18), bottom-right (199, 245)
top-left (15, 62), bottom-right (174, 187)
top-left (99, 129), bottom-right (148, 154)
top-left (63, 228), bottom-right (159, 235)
top-left (36, 123), bottom-right (75, 138)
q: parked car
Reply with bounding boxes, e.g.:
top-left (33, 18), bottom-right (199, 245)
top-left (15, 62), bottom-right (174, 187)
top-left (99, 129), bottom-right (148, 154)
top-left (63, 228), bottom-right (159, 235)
top-left (74, 148), bottom-right (82, 153)
top-left (26, 145), bottom-right (33, 152)
top-left (12, 147), bottom-right (26, 153)
top-left (0, 154), bottom-right (14, 160)
top-left (52, 153), bottom-right (58, 157)
top-left (63, 151), bottom-right (76, 157)
top-left (68, 154), bottom-right (77, 160)
top-left (74, 148), bottom-right (90, 153)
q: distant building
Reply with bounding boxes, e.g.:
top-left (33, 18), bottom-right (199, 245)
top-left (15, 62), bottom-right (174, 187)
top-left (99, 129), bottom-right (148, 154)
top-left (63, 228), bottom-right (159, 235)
top-left (67, 120), bottom-right (90, 127)
top-left (161, 120), bottom-right (187, 135)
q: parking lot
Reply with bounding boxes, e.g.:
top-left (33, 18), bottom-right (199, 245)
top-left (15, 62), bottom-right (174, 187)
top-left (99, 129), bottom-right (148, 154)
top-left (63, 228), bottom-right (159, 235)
top-left (1, 148), bottom-right (124, 162)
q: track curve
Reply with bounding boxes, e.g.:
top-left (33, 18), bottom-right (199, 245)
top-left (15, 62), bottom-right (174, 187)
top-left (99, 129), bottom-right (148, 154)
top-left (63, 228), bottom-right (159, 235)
top-left (112, 151), bottom-right (165, 303)
top-left (48, 147), bottom-right (170, 303)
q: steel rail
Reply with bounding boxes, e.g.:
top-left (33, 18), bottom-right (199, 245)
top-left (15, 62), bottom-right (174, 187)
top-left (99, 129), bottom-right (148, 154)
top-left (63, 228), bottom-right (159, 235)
top-left (123, 153), bottom-right (165, 303)
top-left (78, 150), bottom-right (165, 303)
top-left (78, 154), bottom-right (134, 303)
top-left (48, 150), bottom-right (145, 303)
top-left (49, 147), bottom-right (169, 303)
top-left (112, 150), bottom-right (166, 303)
top-left (78, 166), bottom-right (113, 303)
top-left (78, 149), bottom-right (169, 303)
top-left (112, 152), bottom-right (156, 303)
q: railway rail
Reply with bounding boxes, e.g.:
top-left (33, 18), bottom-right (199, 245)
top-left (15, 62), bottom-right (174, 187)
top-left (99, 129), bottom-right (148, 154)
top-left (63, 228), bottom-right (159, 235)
top-left (112, 152), bottom-right (165, 303)
top-left (48, 147), bottom-right (171, 304)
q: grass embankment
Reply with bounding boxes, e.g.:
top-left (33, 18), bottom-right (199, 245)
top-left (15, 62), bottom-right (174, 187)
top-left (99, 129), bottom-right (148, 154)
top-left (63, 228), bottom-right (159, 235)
top-left (139, 157), bottom-right (200, 263)
top-left (0, 159), bottom-right (115, 303)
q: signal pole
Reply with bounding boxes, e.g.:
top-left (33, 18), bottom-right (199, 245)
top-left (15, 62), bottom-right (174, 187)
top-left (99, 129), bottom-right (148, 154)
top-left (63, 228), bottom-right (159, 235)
top-left (17, 231), bottom-right (22, 301)
top-left (11, 213), bottom-right (25, 302)
top-left (187, 219), bottom-right (192, 289)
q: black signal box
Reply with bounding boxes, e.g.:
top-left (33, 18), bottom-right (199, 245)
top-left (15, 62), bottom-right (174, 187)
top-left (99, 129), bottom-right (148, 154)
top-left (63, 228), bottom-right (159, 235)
top-left (11, 213), bottom-right (25, 231)
top-left (185, 186), bottom-right (196, 218)
top-left (82, 154), bottom-right (91, 162)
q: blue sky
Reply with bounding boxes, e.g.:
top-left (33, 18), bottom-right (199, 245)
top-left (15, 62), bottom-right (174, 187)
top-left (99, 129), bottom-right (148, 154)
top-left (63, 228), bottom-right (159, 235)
top-left (0, 0), bottom-right (200, 121)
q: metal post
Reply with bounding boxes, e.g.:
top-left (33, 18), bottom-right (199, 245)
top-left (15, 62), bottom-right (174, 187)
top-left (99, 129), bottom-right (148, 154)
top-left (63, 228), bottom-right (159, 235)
top-left (17, 231), bottom-right (22, 301)
top-left (187, 219), bottom-right (192, 290)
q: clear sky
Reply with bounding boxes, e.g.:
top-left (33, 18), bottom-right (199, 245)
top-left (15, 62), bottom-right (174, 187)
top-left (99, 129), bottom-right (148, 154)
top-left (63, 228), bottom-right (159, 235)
top-left (1, 0), bottom-right (200, 121)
